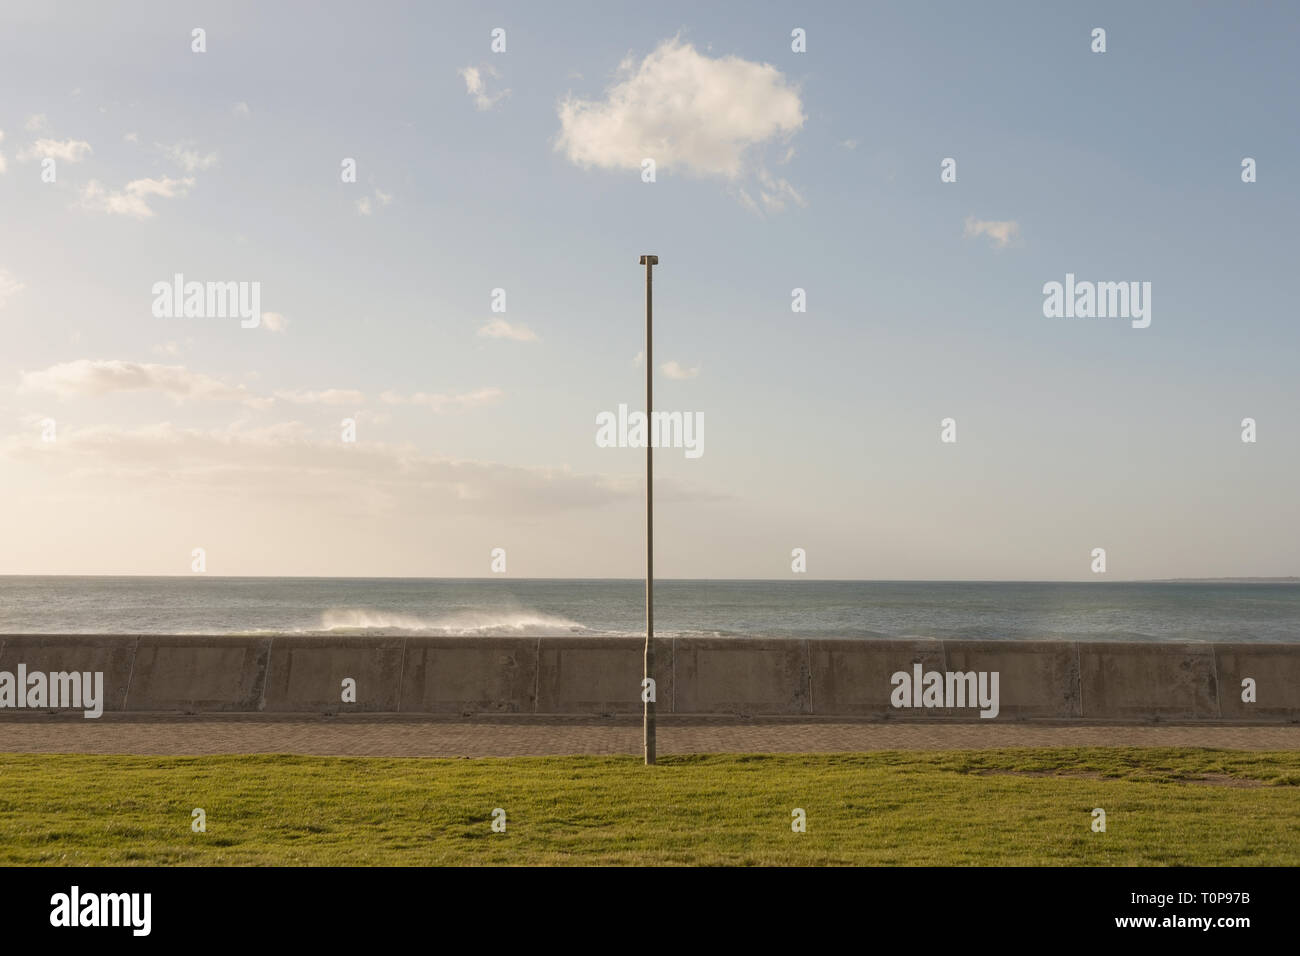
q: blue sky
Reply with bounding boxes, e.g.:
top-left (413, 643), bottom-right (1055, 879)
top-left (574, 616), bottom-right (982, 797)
top-left (1, 1), bottom-right (1297, 578)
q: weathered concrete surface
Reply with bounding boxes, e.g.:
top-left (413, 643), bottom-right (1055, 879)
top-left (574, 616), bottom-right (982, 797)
top-left (0, 635), bottom-right (137, 712)
top-left (263, 637), bottom-right (404, 713)
top-left (809, 639), bottom-right (946, 717)
top-left (125, 636), bottom-right (271, 712)
top-left (399, 637), bottom-right (537, 714)
top-left (2, 635), bottom-right (1298, 722)
top-left (943, 641), bottom-right (1081, 719)
top-left (1214, 645), bottom-right (1300, 722)
top-left (1079, 643), bottom-right (1218, 720)
top-left (674, 638), bottom-right (809, 715)
top-left (535, 637), bottom-right (672, 715)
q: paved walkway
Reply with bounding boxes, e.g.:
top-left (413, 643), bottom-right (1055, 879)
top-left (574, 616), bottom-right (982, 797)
top-left (1, 715), bottom-right (1297, 756)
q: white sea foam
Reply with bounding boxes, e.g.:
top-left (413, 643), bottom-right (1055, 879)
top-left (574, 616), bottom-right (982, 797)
top-left (317, 607), bottom-right (589, 636)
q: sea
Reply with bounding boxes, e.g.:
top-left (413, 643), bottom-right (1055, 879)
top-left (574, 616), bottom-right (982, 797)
top-left (1, 577), bottom-right (1298, 643)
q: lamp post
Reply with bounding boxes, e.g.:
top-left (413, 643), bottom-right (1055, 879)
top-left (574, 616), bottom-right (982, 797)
top-left (639, 254), bottom-right (658, 766)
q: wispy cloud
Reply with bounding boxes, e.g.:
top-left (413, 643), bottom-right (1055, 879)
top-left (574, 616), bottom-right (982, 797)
top-left (19, 359), bottom-right (269, 408)
top-left (161, 140), bottom-right (219, 172)
top-left (752, 167), bottom-right (804, 213)
top-left (273, 388), bottom-right (365, 406)
top-left (80, 176), bottom-right (194, 219)
top-left (459, 64), bottom-right (510, 110)
top-left (1, 420), bottom-right (704, 518)
top-left (357, 187), bottom-right (392, 216)
top-left (478, 318), bottom-right (538, 342)
top-left (661, 360), bottom-right (700, 380)
top-left (379, 387), bottom-right (504, 412)
top-left (963, 216), bottom-right (1021, 249)
top-left (18, 138), bottom-right (92, 163)
top-left (0, 269), bottom-right (24, 308)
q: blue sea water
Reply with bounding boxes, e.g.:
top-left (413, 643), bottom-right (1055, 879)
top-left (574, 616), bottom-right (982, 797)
top-left (1, 577), bottom-right (1297, 642)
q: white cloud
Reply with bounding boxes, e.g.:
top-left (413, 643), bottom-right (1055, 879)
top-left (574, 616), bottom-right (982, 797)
top-left (261, 311), bottom-right (288, 333)
top-left (273, 388), bottom-right (365, 406)
top-left (123, 131), bottom-right (139, 143)
top-left (24, 114), bottom-right (49, 132)
top-left (152, 342), bottom-right (181, 357)
top-left (459, 64), bottom-right (510, 110)
top-left (556, 37), bottom-right (804, 182)
top-left (0, 270), bottom-right (24, 308)
top-left (357, 189), bottom-right (390, 215)
top-left (80, 176), bottom-right (194, 219)
top-left (19, 360), bottom-right (269, 408)
top-left (633, 351), bottom-right (644, 367)
top-left (20, 358), bottom-right (372, 412)
top-left (841, 139), bottom-right (858, 151)
top-left (233, 102), bottom-right (251, 118)
top-left (963, 216), bottom-right (1021, 249)
top-left (754, 167), bottom-right (805, 213)
top-left (0, 420), bottom-right (697, 518)
top-left (379, 387), bottom-right (504, 412)
top-left (162, 141), bottom-right (219, 172)
top-left (19, 138), bottom-right (92, 163)
top-left (661, 360), bottom-right (700, 380)
top-left (478, 318), bottom-right (538, 342)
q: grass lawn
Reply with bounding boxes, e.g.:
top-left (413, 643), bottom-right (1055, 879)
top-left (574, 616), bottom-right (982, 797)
top-left (2, 748), bottom-right (1298, 865)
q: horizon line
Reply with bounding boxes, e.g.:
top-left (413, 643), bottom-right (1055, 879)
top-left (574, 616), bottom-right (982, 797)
top-left (2, 574), bottom-right (1297, 584)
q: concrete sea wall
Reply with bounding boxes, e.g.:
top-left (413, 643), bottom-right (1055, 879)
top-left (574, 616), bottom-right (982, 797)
top-left (0, 635), bottom-right (1296, 722)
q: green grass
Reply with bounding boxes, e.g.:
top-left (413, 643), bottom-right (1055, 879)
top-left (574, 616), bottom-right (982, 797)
top-left (2, 748), bottom-right (1298, 865)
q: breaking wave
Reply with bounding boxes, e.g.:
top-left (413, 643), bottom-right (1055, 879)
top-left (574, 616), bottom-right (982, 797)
top-left (315, 607), bottom-right (590, 636)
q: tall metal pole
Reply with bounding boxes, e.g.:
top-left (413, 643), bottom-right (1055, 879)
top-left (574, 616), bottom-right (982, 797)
top-left (639, 254), bottom-right (658, 765)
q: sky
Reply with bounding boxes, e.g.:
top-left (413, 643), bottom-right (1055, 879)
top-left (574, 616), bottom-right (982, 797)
top-left (0, 0), bottom-right (1297, 579)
